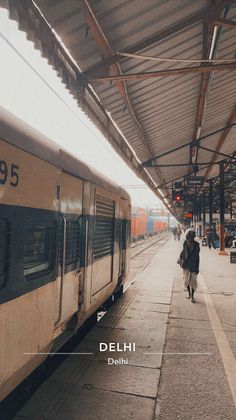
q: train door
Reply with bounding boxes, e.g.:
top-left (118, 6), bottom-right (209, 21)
top-left (119, 217), bottom-right (126, 278)
top-left (119, 198), bottom-right (130, 280)
top-left (55, 171), bottom-right (83, 328)
top-left (91, 193), bottom-right (115, 298)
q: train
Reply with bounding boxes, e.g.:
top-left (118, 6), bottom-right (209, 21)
top-left (0, 106), bottom-right (131, 401)
top-left (131, 207), bottom-right (168, 241)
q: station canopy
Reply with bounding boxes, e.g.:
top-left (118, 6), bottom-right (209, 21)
top-left (1, 0), bottom-right (236, 217)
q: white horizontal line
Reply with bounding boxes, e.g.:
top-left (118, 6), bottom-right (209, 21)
top-left (143, 352), bottom-right (213, 355)
top-left (24, 352), bottom-right (94, 355)
top-left (24, 352), bottom-right (213, 356)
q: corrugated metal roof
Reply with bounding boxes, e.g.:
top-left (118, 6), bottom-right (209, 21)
top-left (1, 0), bottom-right (236, 215)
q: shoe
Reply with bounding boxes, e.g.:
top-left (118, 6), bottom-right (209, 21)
top-left (191, 298), bottom-right (196, 303)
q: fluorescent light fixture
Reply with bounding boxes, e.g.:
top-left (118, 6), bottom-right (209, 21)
top-left (209, 26), bottom-right (218, 60)
top-left (196, 126), bottom-right (201, 140)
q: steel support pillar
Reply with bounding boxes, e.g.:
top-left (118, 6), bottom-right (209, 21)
top-left (230, 201), bottom-right (233, 219)
top-left (198, 196), bottom-right (202, 237)
top-left (202, 192), bottom-right (206, 235)
top-left (193, 194), bottom-right (198, 232)
top-left (218, 162), bottom-right (228, 255)
top-left (209, 180), bottom-right (213, 226)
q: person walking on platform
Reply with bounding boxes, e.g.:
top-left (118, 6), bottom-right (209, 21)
top-left (176, 225), bottom-right (182, 241)
top-left (178, 230), bottom-right (200, 303)
top-left (205, 225), bottom-right (216, 249)
top-left (172, 226), bottom-right (177, 240)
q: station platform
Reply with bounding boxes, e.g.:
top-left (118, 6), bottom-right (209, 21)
top-left (15, 238), bottom-right (236, 420)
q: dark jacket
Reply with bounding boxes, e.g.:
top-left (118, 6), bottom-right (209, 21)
top-left (205, 226), bottom-right (216, 239)
top-left (179, 240), bottom-right (200, 273)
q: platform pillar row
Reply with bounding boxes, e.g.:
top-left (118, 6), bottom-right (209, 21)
top-left (218, 162), bottom-right (228, 256)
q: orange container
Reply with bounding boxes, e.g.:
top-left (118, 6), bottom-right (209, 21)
top-left (131, 208), bottom-right (148, 238)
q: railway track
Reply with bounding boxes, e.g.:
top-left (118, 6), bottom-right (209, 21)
top-left (131, 231), bottom-right (170, 259)
top-left (125, 231), bottom-right (171, 291)
top-left (0, 232), bottom-right (171, 419)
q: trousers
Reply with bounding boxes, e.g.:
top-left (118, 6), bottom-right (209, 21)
top-left (182, 269), bottom-right (198, 289)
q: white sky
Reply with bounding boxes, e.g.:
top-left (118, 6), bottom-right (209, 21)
top-left (0, 8), bottom-right (166, 208)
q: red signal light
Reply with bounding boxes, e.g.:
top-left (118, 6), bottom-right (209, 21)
top-left (172, 190), bottom-right (183, 202)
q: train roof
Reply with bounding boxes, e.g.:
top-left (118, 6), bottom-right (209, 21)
top-left (0, 106), bottom-right (130, 201)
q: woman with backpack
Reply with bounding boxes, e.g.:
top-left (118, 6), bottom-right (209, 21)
top-left (178, 230), bottom-right (200, 303)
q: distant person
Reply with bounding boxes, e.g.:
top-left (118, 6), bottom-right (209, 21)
top-left (205, 225), bottom-right (216, 249)
top-left (231, 229), bottom-right (236, 248)
top-left (224, 230), bottom-right (233, 248)
top-left (173, 226), bottom-right (177, 240)
top-left (176, 226), bottom-right (182, 241)
top-left (178, 230), bottom-right (200, 303)
top-left (213, 224), bottom-right (218, 238)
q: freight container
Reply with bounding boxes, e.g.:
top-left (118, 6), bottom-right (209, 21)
top-left (131, 207), bottom-right (148, 240)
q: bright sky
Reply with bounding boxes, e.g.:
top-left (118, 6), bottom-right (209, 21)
top-left (0, 8), bottom-right (166, 208)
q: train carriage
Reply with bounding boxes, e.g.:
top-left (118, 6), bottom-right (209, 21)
top-left (0, 107), bottom-right (131, 401)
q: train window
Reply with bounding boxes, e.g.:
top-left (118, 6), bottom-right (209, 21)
top-left (65, 219), bottom-right (80, 270)
top-left (0, 218), bottom-right (10, 290)
top-left (24, 222), bottom-right (57, 278)
top-left (93, 196), bottom-right (115, 260)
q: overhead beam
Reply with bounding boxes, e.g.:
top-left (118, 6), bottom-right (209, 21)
top-left (84, 0), bottom-right (236, 76)
top-left (89, 63), bottom-right (236, 83)
top-left (199, 145), bottom-right (235, 159)
top-left (145, 162), bottom-right (220, 167)
top-left (142, 122), bottom-right (236, 165)
top-left (213, 18), bottom-right (236, 28)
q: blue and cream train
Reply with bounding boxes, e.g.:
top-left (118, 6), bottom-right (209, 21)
top-left (0, 107), bottom-right (131, 401)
